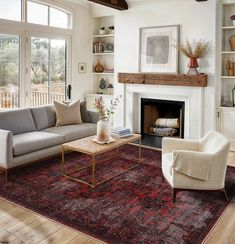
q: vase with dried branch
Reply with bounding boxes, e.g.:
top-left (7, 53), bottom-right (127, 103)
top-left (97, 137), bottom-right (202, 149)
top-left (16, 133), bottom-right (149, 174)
top-left (176, 39), bottom-right (211, 75)
top-left (93, 95), bottom-right (121, 143)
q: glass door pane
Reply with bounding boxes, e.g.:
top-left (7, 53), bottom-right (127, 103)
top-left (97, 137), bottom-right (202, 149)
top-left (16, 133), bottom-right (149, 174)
top-left (50, 39), bottom-right (67, 104)
top-left (0, 34), bottom-right (20, 109)
top-left (30, 37), bottom-right (67, 107)
top-left (31, 37), bottom-right (49, 107)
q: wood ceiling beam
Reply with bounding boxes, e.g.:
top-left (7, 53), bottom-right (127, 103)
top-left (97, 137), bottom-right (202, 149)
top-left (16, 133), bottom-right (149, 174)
top-left (88, 0), bottom-right (128, 10)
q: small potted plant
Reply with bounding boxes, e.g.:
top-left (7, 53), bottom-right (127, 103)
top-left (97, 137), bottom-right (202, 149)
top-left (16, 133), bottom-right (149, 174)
top-left (99, 27), bottom-right (106, 35)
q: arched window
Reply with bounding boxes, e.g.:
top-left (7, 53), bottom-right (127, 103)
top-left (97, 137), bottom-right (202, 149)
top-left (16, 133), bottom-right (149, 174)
top-left (0, 0), bottom-right (72, 29)
top-left (0, 0), bottom-right (73, 109)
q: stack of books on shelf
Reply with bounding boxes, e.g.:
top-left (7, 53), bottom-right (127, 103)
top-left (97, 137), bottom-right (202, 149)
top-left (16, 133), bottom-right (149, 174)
top-left (111, 127), bottom-right (132, 138)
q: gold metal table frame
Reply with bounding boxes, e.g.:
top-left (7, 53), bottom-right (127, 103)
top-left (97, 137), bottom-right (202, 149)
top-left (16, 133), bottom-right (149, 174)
top-left (61, 134), bottom-right (142, 188)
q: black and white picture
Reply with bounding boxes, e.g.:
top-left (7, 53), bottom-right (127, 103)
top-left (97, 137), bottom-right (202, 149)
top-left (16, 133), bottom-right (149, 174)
top-left (139, 25), bottom-right (179, 73)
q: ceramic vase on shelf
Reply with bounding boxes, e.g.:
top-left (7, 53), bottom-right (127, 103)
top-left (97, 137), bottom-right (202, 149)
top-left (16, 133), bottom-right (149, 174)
top-left (95, 60), bottom-right (104, 73)
top-left (230, 35), bottom-right (235, 51)
top-left (97, 118), bottom-right (110, 143)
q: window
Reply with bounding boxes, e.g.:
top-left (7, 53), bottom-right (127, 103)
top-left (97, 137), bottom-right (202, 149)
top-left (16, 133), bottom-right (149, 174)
top-left (0, 0), bottom-right (72, 109)
top-left (50, 7), bottom-right (69, 29)
top-left (30, 37), bottom-right (68, 106)
top-left (0, 0), bottom-right (21, 21)
top-left (27, 1), bottom-right (48, 26)
top-left (0, 0), bottom-right (71, 29)
top-left (0, 34), bottom-right (20, 108)
top-left (27, 1), bottom-right (70, 28)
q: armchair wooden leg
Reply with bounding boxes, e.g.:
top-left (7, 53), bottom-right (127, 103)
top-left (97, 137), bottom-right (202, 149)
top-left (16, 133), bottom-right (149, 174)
top-left (5, 169), bottom-right (9, 183)
top-left (162, 176), bottom-right (164, 183)
top-left (221, 188), bottom-right (229, 203)
top-left (173, 188), bottom-right (177, 203)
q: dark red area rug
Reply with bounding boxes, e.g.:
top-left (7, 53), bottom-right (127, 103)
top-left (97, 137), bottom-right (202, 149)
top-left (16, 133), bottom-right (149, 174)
top-left (1, 145), bottom-right (235, 243)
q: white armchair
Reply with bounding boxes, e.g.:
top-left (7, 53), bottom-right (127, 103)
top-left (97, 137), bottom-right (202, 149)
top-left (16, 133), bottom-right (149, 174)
top-left (162, 131), bottom-right (230, 202)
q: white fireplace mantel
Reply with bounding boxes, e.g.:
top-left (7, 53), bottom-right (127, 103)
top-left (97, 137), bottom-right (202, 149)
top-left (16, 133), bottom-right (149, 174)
top-left (123, 84), bottom-right (205, 139)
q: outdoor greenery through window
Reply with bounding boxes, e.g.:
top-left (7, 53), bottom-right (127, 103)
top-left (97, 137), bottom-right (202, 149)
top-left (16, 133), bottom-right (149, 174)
top-left (31, 37), bottom-right (67, 107)
top-left (0, 34), bottom-right (20, 109)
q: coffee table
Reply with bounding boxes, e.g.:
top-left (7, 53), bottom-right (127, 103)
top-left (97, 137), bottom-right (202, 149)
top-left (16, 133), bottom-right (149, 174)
top-left (61, 134), bottom-right (141, 188)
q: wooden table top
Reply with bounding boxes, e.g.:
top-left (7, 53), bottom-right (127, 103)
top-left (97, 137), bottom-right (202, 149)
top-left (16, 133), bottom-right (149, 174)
top-left (63, 134), bottom-right (141, 156)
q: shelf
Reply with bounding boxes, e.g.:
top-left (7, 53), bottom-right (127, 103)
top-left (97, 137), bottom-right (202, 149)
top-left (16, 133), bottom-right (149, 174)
top-left (92, 72), bottom-right (114, 75)
top-left (221, 76), bottom-right (235, 79)
top-left (118, 73), bottom-right (207, 87)
top-left (218, 106), bottom-right (235, 110)
top-left (221, 51), bottom-right (235, 54)
top-left (93, 52), bottom-right (114, 56)
top-left (86, 93), bottom-right (114, 98)
top-left (222, 26), bottom-right (235, 30)
top-left (93, 34), bottom-right (114, 38)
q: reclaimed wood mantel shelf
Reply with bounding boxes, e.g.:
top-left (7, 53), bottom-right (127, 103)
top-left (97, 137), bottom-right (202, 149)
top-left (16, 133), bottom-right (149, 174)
top-left (118, 73), bottom-right (207, 87)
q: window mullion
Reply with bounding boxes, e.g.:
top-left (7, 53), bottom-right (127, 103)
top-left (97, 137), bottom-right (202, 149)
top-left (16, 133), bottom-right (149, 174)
top-left (48, 6), bottom-right (50, 26)
top-left (48, 39), bottom-right (51, 104)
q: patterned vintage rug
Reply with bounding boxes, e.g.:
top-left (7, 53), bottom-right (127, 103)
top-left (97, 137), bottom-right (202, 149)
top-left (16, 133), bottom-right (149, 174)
top-left (0, 145), bottom-right (235, 243)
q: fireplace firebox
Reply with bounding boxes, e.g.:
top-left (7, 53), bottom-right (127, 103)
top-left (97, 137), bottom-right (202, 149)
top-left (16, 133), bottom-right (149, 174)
top-left (141, 98), bottom-right (185, 148)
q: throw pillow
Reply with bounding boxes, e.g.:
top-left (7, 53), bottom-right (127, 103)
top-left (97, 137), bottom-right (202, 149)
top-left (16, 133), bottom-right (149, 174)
top-left (80, 101), bottom-right (91, 123)
top-left (54, 100), bottom-right (82, 127)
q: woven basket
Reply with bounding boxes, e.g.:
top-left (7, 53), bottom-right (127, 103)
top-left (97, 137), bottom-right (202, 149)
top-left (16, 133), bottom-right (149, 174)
top-left (230, 35), bottom-right (235, 51)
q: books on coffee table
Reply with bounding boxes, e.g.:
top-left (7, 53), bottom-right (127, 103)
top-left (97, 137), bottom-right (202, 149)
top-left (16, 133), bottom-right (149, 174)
top-left (111, 127), bottom-right (133, 138)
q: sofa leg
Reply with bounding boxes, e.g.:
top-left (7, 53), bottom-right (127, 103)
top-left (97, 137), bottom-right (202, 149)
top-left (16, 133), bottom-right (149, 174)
top-left (162, 176), bottom-right (164, 183)
top-left (221, 188), bottom-right (229, 203)
top-left (173, 188), bottom-right (177, 203)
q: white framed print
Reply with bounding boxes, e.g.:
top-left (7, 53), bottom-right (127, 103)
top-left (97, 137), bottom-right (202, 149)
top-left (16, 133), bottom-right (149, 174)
top-left (78, 63), bottom-right (86, 73)
top-left (139, 25), bottom-right (179, 73)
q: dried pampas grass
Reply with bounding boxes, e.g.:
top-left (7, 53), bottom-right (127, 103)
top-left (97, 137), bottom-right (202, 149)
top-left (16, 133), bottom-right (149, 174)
top-left (176, 39), bottom-right (212, 59)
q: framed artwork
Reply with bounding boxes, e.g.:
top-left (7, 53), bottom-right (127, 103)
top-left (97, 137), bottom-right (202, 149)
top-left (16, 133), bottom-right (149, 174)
top-left (78, 63), bottom-right (86, 73)
top-left (139, 25), bottom-right (179, 73)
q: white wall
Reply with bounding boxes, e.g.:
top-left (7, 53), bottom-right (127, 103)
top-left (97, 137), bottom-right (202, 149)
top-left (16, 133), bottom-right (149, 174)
top-left (68, 1), bottom-right (92, 100)
top-left (91, 0), bottom-right (217, 134)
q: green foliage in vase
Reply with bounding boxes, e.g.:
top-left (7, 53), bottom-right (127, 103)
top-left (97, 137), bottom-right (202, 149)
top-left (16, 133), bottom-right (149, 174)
top-left (93, 95), bottom-right (121, 120)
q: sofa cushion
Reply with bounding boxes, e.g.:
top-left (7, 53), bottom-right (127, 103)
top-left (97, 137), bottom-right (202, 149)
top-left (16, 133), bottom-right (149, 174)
top-left (13, 132), bottom-right (63, 156)
top-left (54, 100), bottom-right (82, 127)
top-left (44, 105), bottom-right (56, 127)
top-left (43, 123), bottom-right (97, 142)
top-left (0, 108), bottom-right (36, 135)
top-left (31, 107), bottom-right (49, 131)
top-left (80, 101), bottom-right (91, 123)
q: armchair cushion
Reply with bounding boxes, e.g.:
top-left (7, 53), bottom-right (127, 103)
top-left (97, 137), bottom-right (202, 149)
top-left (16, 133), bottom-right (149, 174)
top-left (172, 150), bottom-right (212, 181)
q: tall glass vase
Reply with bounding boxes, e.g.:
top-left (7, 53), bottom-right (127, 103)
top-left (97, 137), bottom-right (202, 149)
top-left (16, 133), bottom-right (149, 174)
top-left (97, 118), bottom-right (111, 143)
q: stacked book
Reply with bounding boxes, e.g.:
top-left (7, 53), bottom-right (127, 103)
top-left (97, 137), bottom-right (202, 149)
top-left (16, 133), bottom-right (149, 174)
top-left (111, 127), bottom-right (132, 138)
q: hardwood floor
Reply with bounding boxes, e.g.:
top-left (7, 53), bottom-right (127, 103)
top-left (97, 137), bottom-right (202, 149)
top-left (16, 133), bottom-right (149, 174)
top-left (1, 152), bottom-right (235, 244)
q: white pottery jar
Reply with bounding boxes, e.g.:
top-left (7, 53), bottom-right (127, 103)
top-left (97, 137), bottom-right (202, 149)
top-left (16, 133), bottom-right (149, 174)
top-left (99, 30), bottom-right (106, 35)
top-left (97, 119), bottom-right (110, 143)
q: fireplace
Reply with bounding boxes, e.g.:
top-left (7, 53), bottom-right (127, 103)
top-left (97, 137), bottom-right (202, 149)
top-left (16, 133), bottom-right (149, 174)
top-left (141, 98), bottom-right (185, 148)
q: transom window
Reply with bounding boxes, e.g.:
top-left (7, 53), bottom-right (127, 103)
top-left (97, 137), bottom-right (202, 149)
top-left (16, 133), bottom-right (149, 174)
top-left (0, 0), bottom-right (71, 29)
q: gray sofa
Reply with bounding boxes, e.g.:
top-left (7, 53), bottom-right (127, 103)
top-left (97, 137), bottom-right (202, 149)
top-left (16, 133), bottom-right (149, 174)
top-left (0, 105), bottom-right (98, 180)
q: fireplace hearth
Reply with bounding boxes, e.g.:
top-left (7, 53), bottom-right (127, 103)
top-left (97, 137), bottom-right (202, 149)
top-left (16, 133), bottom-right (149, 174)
top-left (141, 98), bottom-right (185, 148)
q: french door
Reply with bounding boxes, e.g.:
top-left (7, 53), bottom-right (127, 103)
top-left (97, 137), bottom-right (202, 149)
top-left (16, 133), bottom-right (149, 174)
top-left (0, 34), bottom-right (20, 109)
top-left (26, 34), bottom-right (71, 107)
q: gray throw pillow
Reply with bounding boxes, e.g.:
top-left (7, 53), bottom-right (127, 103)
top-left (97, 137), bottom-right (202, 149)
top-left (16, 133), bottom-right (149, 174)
top-left (80, 101), bottom-right (91, 123)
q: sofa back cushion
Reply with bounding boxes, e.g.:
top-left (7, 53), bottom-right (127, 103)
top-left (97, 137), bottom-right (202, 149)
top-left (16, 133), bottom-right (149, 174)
top-left (31, 105), bottom-right (56, 130)
top-left (0, 108), bottom-right (36, 135)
